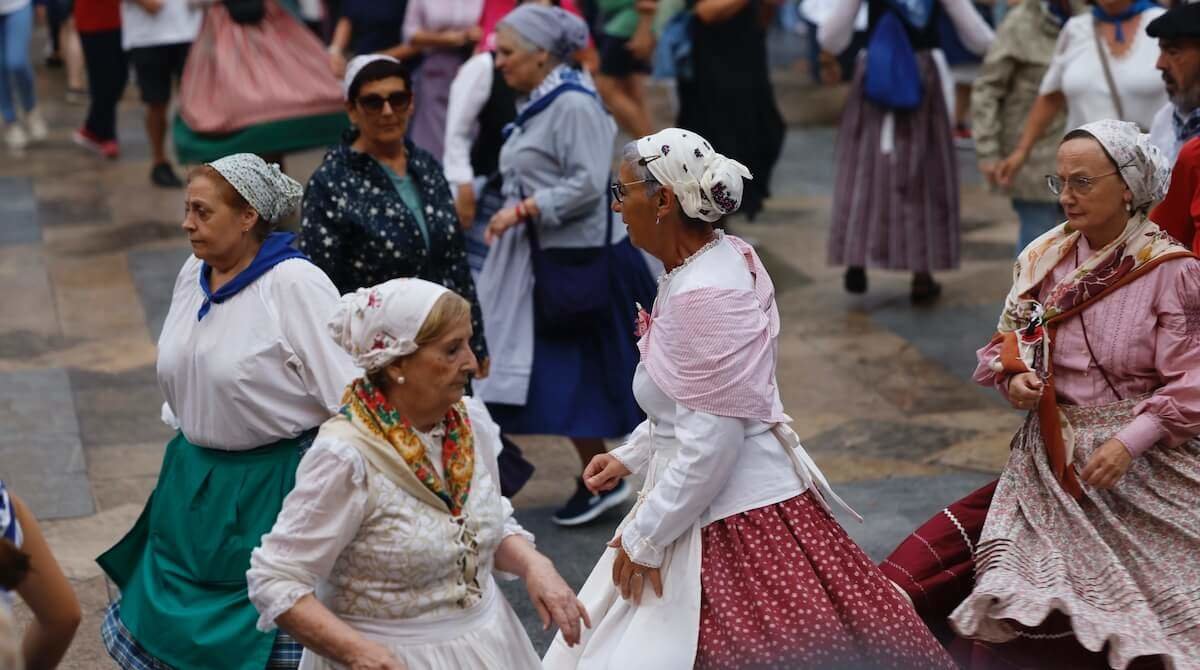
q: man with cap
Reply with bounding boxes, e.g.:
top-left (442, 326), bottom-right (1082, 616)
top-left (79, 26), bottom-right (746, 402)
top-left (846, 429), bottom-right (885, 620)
top-left (1148, 1), bottom-right (1200, 162)
top-left (1148, 2), bottom-right (1200, 252)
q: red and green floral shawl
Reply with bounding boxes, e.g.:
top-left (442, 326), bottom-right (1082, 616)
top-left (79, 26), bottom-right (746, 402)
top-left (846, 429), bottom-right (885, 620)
top-left (340, 378), bottom-right (475, 515)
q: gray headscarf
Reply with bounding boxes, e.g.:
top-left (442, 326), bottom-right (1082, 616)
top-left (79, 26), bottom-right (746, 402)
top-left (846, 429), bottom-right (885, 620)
top-left (1074, 119), bottom-right (1171, 213)
top-left (207, 153), bottom-right (304, 224)
top-left (498, 5), bottom-right (588, 61)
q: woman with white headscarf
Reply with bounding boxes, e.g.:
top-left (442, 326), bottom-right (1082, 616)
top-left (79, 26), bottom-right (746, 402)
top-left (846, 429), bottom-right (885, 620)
top-left (481, 4), bottom-right (657, 527)
top-left (97, 154), bottom-right (360, 670)
top-left (543, 128), bottom-right (956, 669)
top-left (247, 278), bottom-right (588, 670)
top-left (882, 120), bottom-right (1200, 666)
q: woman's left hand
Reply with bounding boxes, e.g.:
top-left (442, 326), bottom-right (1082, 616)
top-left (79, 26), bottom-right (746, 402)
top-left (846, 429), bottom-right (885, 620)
top-left (1080, 438), bottom-right (1133, 489)
top-left (525, 557), bottom-right (592, 646)
top-left (609, 535), bottom-right (663, 605)
top-left (485, 207), bottom-right (522, 245)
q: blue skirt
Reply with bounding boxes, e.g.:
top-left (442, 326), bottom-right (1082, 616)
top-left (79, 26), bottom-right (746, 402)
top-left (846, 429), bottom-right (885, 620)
top-left (489, 238), bottom-right (656, 439)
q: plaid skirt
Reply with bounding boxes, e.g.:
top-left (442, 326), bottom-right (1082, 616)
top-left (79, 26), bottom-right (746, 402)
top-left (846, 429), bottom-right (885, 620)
top-left (102, 601), bottom-right (302, 670)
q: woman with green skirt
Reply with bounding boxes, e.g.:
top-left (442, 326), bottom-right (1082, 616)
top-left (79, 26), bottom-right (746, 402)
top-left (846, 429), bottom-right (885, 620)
top-left (97, 153), bottom-right (360, 670)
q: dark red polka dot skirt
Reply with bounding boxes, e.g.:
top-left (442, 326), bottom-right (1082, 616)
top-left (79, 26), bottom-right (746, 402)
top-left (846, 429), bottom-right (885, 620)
top-left (696, 492), bottom-right (956, 670)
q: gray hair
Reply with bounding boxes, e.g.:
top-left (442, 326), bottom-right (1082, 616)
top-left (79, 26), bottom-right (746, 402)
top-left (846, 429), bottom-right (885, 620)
top-left (497, 24), bottom-right (563, 71)
top-left (621, 140), bottom-right (660, 196)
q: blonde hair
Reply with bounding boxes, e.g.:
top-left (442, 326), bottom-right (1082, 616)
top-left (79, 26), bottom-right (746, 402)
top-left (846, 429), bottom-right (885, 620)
top-left (415, 292), bottom-right (472, 346)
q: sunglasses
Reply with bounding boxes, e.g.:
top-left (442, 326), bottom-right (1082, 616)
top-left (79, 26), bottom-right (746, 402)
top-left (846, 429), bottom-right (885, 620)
top-left (357, 91), bottom-right (412, 114)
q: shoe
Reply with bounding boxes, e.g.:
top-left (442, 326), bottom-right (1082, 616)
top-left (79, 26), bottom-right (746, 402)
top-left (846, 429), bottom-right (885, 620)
top-left (953, 124), bottom-right (974, 150)
top-left (64, 88), bottom-right (88, 105)
top-left (3, 123), bottom-right (27, 150)
top-left (24, 109), bottom-right (48, 142)
top-left (552, 478), bottom-right (631, 527)
top-left (73, 128), bottom-right (119, 159)
top-left (151, 162), bottom-right (184, 188)
top-left (844, 266), bottom-right (867, 294)
top-left (911, 273), bottom-right (943, 303)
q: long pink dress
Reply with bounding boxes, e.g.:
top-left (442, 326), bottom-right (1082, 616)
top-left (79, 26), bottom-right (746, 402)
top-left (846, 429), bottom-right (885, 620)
top-left (953, 236), bottom-right (1200, 668)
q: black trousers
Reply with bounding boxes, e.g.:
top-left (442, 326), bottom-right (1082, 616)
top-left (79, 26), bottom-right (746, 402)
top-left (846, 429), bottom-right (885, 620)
top-left (79, 29), bottom-right (128, 141)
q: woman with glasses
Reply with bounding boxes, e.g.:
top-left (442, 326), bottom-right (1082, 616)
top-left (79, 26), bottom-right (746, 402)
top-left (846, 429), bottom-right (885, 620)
top-left (300, 55), bottom-right (489, 375)
top-left (480, 4), bottom-right (656, 527)
top-left (543, 128), bottom-right (955, 669)
top-left (881, 120), bottom-right (1200, 667)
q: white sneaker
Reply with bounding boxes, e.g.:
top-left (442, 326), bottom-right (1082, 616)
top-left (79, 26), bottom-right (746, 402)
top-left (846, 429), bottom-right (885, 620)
top-left (4, 123), bottom-right (28, 150)
top-left (24, 110), bottom-right (48, 142)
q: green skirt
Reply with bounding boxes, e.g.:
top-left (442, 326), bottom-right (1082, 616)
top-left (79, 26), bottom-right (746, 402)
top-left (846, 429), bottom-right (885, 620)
top-left (98, 430), bottom-right (314, 670)
top-left (172, 112), bottom-right (349, 164)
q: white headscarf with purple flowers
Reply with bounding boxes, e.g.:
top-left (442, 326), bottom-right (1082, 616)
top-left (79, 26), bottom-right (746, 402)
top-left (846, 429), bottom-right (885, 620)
top-left (636, 128), bottom-right (753, 224)
top-left (1077, 119), bottom-right (1171, 213)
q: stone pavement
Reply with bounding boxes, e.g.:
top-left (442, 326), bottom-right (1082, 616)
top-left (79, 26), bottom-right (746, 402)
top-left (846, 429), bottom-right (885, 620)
top-left (3, 67), bottom-right (1022, 665)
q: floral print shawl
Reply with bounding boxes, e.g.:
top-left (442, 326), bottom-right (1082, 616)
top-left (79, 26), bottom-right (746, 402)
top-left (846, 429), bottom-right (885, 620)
top-left (340, 378), bottom-right (475, 516)
top-left (989, 213), bottom-right (1192, 497)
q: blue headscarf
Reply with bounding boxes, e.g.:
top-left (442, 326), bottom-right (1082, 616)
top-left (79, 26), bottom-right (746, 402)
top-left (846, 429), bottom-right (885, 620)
top-left (1092, 0), bottom-right (1156, 43)
top-left (197, 232), bottom-right (307, 320)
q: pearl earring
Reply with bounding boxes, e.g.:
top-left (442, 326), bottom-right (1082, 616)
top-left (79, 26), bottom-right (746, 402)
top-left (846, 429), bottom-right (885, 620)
top-left (394, 375), bottom-right (405, 385)
top-left (1126, 202), bottom-right (1133, 213)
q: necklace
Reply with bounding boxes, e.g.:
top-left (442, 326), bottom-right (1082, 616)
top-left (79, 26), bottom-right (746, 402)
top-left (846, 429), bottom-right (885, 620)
top-left (659, 230), bottom-right (725, 286)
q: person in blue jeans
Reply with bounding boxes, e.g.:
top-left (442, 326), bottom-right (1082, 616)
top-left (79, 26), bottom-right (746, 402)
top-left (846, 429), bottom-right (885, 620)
top-left (0, 0), bottom-right (46, 150)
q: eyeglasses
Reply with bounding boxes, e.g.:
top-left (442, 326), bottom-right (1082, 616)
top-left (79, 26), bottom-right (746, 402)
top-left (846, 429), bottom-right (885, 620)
top-left (611, 154), bottom-right (663, 203)
top-left (356, 91), bottom-right (412, 114)
top-left (1045, 169), bottom-right (1125, 196)
top-left (610, 179), bottom-right (651, 203)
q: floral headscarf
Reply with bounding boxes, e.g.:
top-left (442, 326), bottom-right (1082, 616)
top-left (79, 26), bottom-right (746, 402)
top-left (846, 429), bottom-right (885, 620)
top-left (1075, 119), bottom-right (1171, 213)
top-left (635, 128), bottom-right (753, 223)
top-left (328, 278), bottom-right (449, 372)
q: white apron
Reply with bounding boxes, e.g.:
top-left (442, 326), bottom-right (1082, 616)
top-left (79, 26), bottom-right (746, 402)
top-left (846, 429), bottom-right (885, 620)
top-left (542, 423), bottom-right (858, 669)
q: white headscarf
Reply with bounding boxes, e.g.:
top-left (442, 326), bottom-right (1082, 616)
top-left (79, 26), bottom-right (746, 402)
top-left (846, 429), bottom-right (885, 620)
top-left (328, 278), bottom-right (450, 372)
top-left (1075, 119), bottom-right (1171, 212)
top-left (635, 128), bottom-right (753, 223)
top-left (206, 153), bottom-right (303, 224)
top-left (342, 54), bottom-right (402, 101)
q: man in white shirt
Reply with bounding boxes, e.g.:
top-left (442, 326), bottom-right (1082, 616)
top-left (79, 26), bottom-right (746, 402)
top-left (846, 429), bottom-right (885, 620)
top-left (121, 0), bottom-right (201, 188)
top-left (1148, 3), bottom-right (1200, 163)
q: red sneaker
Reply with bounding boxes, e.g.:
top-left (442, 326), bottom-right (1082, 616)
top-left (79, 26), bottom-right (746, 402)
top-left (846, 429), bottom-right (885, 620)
top-left (72, 127), bottom-right (119, 159)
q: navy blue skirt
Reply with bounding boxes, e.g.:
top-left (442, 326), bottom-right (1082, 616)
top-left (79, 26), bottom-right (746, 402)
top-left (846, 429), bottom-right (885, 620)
top-left (489, 238), bottom-right (656, 439)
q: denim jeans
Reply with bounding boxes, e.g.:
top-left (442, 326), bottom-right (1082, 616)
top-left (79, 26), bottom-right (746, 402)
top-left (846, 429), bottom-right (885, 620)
top-left (1012, 199), bottom-right (1064, 255)
top-left (0, 2), bottom-right (35, 124)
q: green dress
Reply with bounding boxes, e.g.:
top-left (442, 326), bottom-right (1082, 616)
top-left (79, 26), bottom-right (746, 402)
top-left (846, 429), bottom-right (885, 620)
top-left (98, 430), bottom-right (313, 669)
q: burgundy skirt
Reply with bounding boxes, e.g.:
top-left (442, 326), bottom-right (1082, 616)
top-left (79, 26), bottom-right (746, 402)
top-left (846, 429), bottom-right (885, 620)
top-left (696, 492), bottom-right (956, 670)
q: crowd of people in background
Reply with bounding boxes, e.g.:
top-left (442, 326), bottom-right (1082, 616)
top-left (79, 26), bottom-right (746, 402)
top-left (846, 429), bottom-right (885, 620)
top-left (4, 0), bottom-right (1200, 668)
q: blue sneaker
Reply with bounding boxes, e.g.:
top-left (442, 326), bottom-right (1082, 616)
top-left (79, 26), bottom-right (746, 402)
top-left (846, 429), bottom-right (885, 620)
top-left (552, 478), bottom-right (631, 527)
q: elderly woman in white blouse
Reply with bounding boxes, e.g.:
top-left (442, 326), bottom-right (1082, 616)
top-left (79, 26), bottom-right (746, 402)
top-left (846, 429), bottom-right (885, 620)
top-left (247, 278), bottom-right (589, 670)
top-left (544, 129), bottom-right (955, 670)
top-left (98, 154), bottom-right (359, 670)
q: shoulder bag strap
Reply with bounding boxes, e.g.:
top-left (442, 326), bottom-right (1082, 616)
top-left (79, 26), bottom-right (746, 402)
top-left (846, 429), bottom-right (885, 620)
top-left (1092, 21), bottom-right (1127, 122)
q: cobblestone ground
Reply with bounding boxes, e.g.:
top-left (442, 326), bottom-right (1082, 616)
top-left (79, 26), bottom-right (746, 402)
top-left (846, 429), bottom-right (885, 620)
top-left (3, 65), bottom-right (1023, 664)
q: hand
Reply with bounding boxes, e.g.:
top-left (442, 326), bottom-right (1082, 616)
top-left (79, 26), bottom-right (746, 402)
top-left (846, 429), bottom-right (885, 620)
top-left (609, 536), bottom-right (663, 605)
top-left (1080, 438), bottom-right (1133, 490)
top-left (476, 357), bottom-right (491, 380)
top-left (1007, 372), bottom-right (1044, 411)
top-left (465, 26), bottom-right (483, 44)
top-left (583, 454), bottom-right (631, 494)
top-left (138, 0), bottom-right (165, 14)
top-left (347, 639), bottom-right (406, 670)
top-left (626, 25), bottom-right (656, 61)
top-left (525, 557), bottom-right (591, 646)
top-left (455, 183), bottom-right (477, 230)
top-left (818, 51), bottom-right (843, 86)
top-left (978, 160), bottom-right (998, 187)
top-left (329, 51), bottom-right (348, 78)
top-left (994, 148), bottom-right (1029, 189)
top-left (485, 207), bottom-right (522, 245)
top-left (635, 0), bottom-right (658, 14)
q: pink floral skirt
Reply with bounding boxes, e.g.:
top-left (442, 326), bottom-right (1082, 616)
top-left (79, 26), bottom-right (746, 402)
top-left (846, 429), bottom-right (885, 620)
top-left (696, 492), bottom-right (956, 670)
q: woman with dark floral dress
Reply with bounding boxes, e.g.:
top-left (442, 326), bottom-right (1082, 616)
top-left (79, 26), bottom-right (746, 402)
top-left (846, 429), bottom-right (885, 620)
top-left (300, 55), bottom-right (488, 367)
